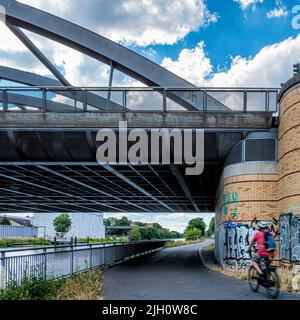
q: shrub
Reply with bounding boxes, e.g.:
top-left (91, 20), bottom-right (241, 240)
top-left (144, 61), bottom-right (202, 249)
top-left (128, 229), bottom-right (142, 241)
top-left (184, 227), bottom-right (202, 240)
top-left (0, 276), bottom-right (59, 300)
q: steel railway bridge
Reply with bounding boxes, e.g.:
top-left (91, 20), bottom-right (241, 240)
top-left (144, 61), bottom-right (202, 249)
top-left (0, 0), bottom-right (279, 214)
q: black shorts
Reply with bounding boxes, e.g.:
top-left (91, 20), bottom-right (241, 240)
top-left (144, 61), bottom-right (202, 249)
top-left (252, 253), bottom-right (268, 263)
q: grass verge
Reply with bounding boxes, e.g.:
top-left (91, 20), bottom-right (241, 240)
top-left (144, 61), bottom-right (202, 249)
top-left (0, 238), bottom-right (51, 248)
top-left (78, 237), bottom-right (128, 244)
top-left (0, 268), bottom-right (103, 300)
top-left (164, 238), bottom-right (204, 248)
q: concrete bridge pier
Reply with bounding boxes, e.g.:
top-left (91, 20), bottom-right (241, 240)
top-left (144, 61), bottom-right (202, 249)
top-left (277, 76), bottom-right (300, 271)
top-left (214, 75), bottom-right (300, 273)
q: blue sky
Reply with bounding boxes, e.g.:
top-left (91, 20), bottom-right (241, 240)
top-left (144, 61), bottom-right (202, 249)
top-left (1, 0), bottom-right (299, 89)
top-left (139, 0), bottom-right (297, 66)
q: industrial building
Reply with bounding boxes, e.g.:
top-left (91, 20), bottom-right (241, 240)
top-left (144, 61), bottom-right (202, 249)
top-left (33, 212), bottom-right (105, 240)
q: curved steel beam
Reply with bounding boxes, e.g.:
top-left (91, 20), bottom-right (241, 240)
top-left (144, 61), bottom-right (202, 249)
top-left (0, 66), bottom-right (123, 111)
top-left (0, 0), bottom-right (227, 111)
top-left (0, 92), bottom-right (76, 111)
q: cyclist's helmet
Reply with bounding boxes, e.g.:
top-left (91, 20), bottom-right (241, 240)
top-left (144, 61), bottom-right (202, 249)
top-left (258, 221), bottom-right (269, 230)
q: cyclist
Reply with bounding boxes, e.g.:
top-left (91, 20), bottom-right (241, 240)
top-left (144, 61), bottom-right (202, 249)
top-left (246, 221), bottom-right (276, 284)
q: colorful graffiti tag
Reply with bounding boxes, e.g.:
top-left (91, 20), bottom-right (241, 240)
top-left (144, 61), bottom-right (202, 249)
top-left (215, 221), bottom-right (256, 271)
top-left (280, 213), bottom-right (300, 262)
top-left (223, 191), bottom-right (239, 221)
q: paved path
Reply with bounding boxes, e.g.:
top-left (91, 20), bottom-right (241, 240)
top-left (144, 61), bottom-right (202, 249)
top-left (103, 240), bottom-right (300, 300)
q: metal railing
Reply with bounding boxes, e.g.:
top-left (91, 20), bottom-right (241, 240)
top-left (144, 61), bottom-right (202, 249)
top-left (0, 240), bottom-right (165, 289)
top-left (0, 86), bottom-right (280, 113)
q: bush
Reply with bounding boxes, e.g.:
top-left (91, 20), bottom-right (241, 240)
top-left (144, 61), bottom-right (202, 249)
top-left (185, 218), bottom-right (206, 237)
top-left (0, 269), bottom-right (104, 300)
top-left (128, 229), bottom-right (142, 241)
top-left (0, 276), bottom-right (59, 300)
top-left (184, 227), bottom-right (202, 240)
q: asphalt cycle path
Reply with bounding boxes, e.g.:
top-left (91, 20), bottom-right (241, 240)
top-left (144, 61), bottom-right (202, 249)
top-left (104, 239), bottom-right (300, 300)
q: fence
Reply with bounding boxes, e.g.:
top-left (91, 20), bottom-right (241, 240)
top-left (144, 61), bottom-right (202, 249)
top-left (0, 240), bottom-right (165, 289)
top-left (0, 225), bottom-right (38, 239)
top-left (0, 86), bottom-right (280, 113)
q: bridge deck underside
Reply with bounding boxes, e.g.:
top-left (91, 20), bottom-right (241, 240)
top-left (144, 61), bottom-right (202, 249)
top-left (0, 164), bottom-right (220, 214)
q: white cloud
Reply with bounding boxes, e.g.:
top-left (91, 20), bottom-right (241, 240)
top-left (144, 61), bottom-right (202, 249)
top-left (19, 0), bottom-right (217, 47)
top-left (267, 7), bottom-right (288, 19)
top-left (161, 35), bottom-right (300, 88)
top-left (234, 0), bottom-right (264, 10)
top-left (161, 42), bottom-right (212, 86)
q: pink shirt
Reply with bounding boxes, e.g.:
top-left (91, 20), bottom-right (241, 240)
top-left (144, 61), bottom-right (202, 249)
top-left (252, 230), bottom-right (274, 258)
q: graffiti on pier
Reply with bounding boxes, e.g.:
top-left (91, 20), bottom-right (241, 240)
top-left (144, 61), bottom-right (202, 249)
top-left (224, 260), bottom-right (252, 271)
top-left (280, 213), bottom-right (300, 262)
top-left (223, 191), bottom-right (239, 221)
top-left (215, 221), bottom-right (256, 271)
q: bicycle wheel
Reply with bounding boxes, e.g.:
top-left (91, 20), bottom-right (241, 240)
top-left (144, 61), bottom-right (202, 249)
top-left (265, 270), bottom-right (280, 299)
top-left (248, 266), bottom-right (260, 292)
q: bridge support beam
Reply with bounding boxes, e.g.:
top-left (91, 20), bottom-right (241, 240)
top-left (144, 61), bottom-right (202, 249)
top-left (277, 78), bottom-right (300, 270)
top-left (214, 162), bottom-right (278, 271)
top-left (214, 76), bottom-right (300, 275)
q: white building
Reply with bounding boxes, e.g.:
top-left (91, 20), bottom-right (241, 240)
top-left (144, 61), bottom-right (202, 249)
top-left (33, 212), bottom-right (105, 240)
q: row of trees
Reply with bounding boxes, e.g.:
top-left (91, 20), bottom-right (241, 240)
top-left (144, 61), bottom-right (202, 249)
top-left (104, 216), bottom-right (183, 241)
top-left (1, 213), bottom-right (215, 241)
top-left (105, 216), bottom-right (215, 241)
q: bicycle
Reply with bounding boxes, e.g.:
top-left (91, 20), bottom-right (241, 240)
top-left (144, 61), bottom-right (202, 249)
top-left (248, 249), bottom-right (280, 299)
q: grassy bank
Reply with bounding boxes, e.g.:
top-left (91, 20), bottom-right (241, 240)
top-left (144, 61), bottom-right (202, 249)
top-left (0, 268), bottom-right (103, 300)
top-left (164, 238), bottom-right (204, 248)
top-left (200, 244), bottom-right (298, 294)
top-left (0, 238), bottom-right (51, 248)
top-left (78, 237), bottom-right (128, 244)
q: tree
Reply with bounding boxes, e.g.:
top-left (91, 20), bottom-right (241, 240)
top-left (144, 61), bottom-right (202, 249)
top-left (184, 228), bottom-right (202, 240)
top-left (0, 216), bottom-right (11, 226)
top-left (185, 218), bottom-right (206, 236)
top-left (116, 216), bottom-right (132, 227)
top-left (128, 229), bottom-right (142, 241)
top-left (206, 217), bottom-right (215, 237)
top-left (53, 214), bottom-right (72, 237)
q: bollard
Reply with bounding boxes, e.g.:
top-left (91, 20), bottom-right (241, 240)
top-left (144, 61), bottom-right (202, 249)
top-left (0, 251), bottom-right (6, 290)
top-left (89, 244), bottom-right (92, 269)
top-left (70, 245), bottom-right (74, 275)
top-left (103, 243), bottom-right (106, 266)
top-left (43, 248), bottom-right (47, 280)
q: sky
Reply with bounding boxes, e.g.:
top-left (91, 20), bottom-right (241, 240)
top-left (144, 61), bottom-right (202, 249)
top-left (1, 0), bottom-right (300, 232)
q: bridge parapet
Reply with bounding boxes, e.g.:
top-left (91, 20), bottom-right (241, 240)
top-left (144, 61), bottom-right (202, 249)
top-left (0, 86), bottom-right (279, 113)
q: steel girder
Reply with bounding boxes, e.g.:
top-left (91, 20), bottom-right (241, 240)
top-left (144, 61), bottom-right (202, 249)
top-left (0, 91), bottom-right (76, 111)
top-left (0, 66), bottom-right (123, 111)
top-left (0, 0), bottom-right (227, 111)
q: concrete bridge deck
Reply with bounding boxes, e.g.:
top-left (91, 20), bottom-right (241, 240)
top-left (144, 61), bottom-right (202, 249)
top-left (0, 111), bottom-right (274, 130)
